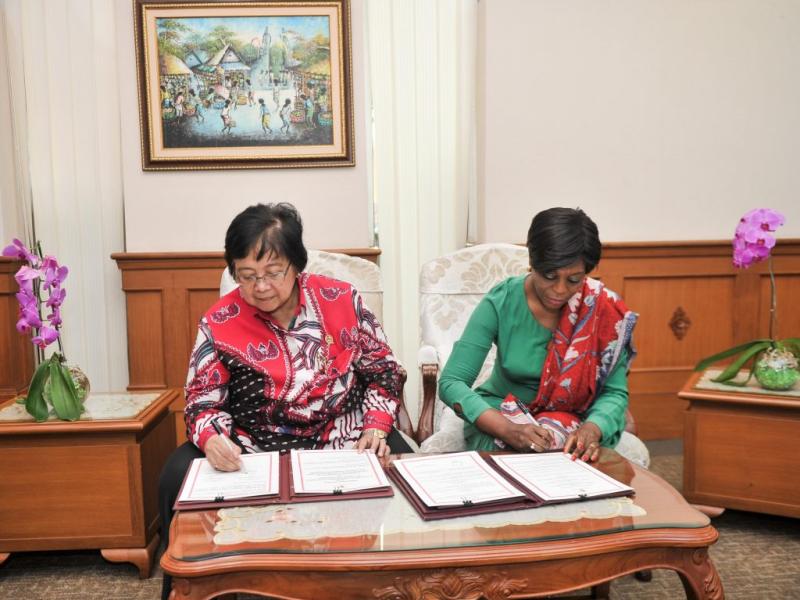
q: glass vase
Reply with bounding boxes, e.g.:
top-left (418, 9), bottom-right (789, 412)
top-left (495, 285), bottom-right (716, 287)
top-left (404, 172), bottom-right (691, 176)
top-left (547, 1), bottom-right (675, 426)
top-left (43, 363), bottom-right (91, 414)
top-left (753, 349), bottom-right (800, 391)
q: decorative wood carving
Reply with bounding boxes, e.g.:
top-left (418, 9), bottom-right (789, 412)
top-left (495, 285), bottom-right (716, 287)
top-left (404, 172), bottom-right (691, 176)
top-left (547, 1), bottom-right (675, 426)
top-left (668, 306), bottom-right (692, 340)
top-left (373, 569), bottom-right (527, 600)
top-left (674, 547), bottom-right (725, 600)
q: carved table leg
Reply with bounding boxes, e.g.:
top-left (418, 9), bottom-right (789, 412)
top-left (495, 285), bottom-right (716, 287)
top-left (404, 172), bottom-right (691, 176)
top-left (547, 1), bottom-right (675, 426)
top-left (676, 548), bottom-right (724, 600)
top-left (0, 553), bottom-right (9, 566)
top-left (100, 533), bottom-right (160, 578)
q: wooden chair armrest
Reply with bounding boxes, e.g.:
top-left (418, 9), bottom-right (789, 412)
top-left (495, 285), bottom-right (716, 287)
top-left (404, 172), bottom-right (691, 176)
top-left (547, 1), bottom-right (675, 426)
top-left (395, 387), bottom-right (415, 441)
top-left (415, 363), bottom-right (439, 444)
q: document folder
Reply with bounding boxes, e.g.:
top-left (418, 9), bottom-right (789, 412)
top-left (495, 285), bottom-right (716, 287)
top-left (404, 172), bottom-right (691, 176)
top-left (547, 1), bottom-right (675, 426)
top-left (387, 451), bottom-right (634, 521)
top-left (174, 449), bottom-right (393, 511)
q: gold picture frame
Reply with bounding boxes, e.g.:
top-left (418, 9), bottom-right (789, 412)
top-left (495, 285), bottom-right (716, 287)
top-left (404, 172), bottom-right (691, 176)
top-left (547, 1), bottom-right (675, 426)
top-left (133, 0), bottom-right (354, 170)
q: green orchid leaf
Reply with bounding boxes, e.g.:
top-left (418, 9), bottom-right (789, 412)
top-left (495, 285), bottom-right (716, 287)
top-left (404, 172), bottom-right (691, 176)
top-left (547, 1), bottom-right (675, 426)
top-left (717, 361), bottom-right (757, 387)
top-left (48, 359), bottom-right (81, 421)
top-left (778, 338), bottom-right (800, 358)
top-left (712, 342), bottom-right (772, 382)
top-left (694, 339), bottom-right (772, 372)
top-left (25, 360), bottom-right (51, 422)
top-left (60, 366), bottom-right (86, 414)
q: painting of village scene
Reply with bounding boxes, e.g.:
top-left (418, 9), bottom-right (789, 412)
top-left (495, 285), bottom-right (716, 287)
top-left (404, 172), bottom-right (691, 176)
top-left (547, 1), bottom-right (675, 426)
top-left (135, 1), bottom-right (353, 169)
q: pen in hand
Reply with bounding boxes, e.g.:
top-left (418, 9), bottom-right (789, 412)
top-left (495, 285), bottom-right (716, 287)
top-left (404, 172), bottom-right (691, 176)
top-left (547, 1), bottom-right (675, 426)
top-left (513, 398), bottom-right (538, 425)
top-left (212, 419), bottom-right (246, 473)
top-left (514, 398), bottom-right (552, 449)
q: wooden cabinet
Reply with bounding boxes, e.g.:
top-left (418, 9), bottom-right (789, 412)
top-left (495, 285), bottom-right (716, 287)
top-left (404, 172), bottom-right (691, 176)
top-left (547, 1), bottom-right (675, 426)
top-left (681, 370), bottom-right (800, 518)
top-left (0, 389), bottom-right (179, 577)
top-left (0, 258), bottom-right (34, 400)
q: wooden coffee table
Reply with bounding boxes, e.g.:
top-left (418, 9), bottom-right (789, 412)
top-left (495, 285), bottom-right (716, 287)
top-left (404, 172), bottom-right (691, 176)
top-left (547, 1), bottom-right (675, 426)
top-left (161, 449), bottom-right (723, 599)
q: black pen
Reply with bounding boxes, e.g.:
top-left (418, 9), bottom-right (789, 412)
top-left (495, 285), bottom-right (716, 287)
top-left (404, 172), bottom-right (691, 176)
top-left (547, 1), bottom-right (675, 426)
top-left (212, 419), bottom-right (246, 473)
top-left (513, 398), bottom-right (538, 425)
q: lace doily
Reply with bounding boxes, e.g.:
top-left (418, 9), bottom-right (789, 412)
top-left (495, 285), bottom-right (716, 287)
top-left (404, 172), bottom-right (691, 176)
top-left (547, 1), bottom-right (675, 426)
top-left (213, 494), bottom-right (646, 546)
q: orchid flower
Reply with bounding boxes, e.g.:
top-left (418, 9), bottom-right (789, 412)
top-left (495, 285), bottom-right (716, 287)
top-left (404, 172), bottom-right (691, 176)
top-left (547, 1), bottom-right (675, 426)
top-left (31, 326), bottom-right (60, 349)
top-left (2, 238), bottom-right (41, 267)
top-left (6, 238), bottom-right (66, 351)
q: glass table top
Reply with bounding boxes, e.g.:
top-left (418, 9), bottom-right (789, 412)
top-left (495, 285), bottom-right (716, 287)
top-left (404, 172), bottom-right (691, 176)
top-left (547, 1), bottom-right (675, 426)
top-left (0, 391), bottom-right (163, 422)
top-left (168, 450), bottom-right (709, 561)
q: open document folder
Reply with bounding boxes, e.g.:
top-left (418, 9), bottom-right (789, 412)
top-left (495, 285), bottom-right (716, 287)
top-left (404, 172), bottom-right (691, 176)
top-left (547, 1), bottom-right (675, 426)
top-left (387, 451), bottom-right (633, 520)
top-left (174, 449), bottom-right (392, 511)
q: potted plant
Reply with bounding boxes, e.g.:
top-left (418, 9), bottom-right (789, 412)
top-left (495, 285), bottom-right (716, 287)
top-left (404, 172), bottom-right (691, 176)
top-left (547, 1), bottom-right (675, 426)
top-left (3, 238), bottom-right (89, 420)
top-left (694, 208), bottom-right (800, 390)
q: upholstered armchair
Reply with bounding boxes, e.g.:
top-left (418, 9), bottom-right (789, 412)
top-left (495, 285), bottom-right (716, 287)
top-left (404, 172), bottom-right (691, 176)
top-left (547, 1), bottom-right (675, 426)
top-left (219, 249), bottom-right (414, 439)
top-left (415, 243), bottom-right (650, 468)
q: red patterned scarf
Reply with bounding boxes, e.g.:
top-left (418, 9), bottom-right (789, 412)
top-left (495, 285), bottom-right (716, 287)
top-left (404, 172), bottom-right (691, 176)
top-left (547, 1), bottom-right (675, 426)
top-left (531, 277), bottom-right (637, 414)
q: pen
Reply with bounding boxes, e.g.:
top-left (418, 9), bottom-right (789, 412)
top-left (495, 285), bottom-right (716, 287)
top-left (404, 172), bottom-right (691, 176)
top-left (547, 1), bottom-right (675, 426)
top-left (513, 398), bottom-right (538, 425)
top-left (212, 419), bottom-right (246, 473)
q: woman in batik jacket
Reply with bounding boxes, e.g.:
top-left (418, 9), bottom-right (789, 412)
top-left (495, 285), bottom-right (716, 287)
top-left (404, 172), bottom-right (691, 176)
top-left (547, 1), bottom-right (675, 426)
top-left (158, 202), bottom-right (407, 599)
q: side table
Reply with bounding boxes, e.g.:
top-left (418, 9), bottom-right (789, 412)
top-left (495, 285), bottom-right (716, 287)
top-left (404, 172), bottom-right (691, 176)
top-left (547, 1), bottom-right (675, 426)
top-left (681, 369), bottom-right (800, 518)
top-left (0, 388), bottom-right (178, 577)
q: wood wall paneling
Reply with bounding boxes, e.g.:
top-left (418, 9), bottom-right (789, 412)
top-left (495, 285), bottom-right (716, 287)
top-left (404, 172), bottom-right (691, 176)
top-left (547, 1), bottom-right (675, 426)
top-left (0, 259), bottom-right (35, 399)
top-left (114, 244), bottom-right (800, 442)
top-left (758, 271), bottom-right (800, 339)
top-left (594, 241), bottom-right (800, 440)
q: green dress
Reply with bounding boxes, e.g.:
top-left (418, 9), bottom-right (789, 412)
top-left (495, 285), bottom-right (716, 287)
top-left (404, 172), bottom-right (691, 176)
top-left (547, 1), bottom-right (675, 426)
top-left (438, 275), bottom-right (629, 451)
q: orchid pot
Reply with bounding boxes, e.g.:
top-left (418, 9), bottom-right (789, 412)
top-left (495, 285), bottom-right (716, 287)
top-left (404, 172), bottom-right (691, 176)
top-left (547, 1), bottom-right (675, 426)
top-left (753, 347), bottom-right (800, 391)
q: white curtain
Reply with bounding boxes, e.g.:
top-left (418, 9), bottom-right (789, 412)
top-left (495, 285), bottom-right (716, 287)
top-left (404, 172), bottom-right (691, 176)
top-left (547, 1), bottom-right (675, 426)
top-left (1, 0), bottom-right (128, 391)
top-left (365, 0), bottom-right (478, 423)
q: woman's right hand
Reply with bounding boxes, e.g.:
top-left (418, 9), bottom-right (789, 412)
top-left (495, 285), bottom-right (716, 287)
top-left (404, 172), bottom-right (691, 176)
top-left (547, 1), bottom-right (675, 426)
top-left (204, 434), bottom-right (243, 471)
top-left (503, 423), bottom-right (554, 453)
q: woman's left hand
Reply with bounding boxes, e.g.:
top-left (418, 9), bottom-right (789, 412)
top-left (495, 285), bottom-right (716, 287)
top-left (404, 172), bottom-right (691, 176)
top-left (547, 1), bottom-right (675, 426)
top-left (563, 421), bottom-right (602, 462)
top-left (357, 428), bottom-right (391, 458)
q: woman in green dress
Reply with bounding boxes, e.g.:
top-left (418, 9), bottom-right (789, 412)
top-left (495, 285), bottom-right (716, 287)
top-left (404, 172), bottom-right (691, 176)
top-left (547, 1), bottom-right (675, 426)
top-left (439, 207), bottom-right (637, 462)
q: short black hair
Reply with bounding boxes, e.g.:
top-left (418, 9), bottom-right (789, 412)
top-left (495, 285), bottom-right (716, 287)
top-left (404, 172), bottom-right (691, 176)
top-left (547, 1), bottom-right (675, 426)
top-left (526, 207), bottom-right (601, 274)
top-left (224, 203), bottom-right (308, 275)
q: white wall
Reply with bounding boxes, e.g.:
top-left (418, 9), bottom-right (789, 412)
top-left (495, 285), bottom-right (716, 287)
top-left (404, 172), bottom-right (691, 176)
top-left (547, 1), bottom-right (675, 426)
top-left (114, 0), bottom-right (373, 252)
top-left (479, 0), bottom-right (800, 243)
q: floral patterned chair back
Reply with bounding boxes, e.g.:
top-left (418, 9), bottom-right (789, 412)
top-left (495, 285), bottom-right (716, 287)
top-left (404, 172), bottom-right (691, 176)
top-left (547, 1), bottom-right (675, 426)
top-left (219, 249), bottom-right (384, 321)
top-left (417, 243), bottom-right (529, 451)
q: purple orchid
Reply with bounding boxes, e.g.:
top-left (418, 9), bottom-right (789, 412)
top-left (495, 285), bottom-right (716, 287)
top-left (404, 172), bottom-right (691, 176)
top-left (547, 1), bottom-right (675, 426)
top-left (47, 308), bottom-right (62, 327)
top-left (6, 238), bottom-right (83, 422)
top-left (2, 238), bottom-right (40, 267)
top-left (32, 326), bottom-right (60, 349)
top-left (46, 287), bottom-right (66, 308)
top-left (6, 238), bottom-right (67, 351)
top-left (696, 208), bottom-right (796, 385)
top-left (732, 208), bottom-right (785, 269)
top-left (42, 256), bottom-right (68, 290)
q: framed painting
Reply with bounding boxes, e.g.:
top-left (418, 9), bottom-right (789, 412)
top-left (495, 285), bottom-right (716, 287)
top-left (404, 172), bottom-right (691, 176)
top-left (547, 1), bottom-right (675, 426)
top-left (133, 0), bottom-right (354, 170)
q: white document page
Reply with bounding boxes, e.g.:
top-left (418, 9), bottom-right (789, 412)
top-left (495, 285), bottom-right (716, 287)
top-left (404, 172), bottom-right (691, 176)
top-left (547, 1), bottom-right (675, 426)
top-left (393, 451), bottom-right (525, 508)
top-left (290, 449), bottom-right (390, 494)
top-left (178, 452), bottom-right (280, 503)
top-left (490, 453), bottom-right (633, 502)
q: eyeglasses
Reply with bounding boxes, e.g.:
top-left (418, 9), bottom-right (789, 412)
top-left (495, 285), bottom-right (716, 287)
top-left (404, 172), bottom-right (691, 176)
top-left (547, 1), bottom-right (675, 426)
top-left (236, 264), bottom-right (292, 286)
